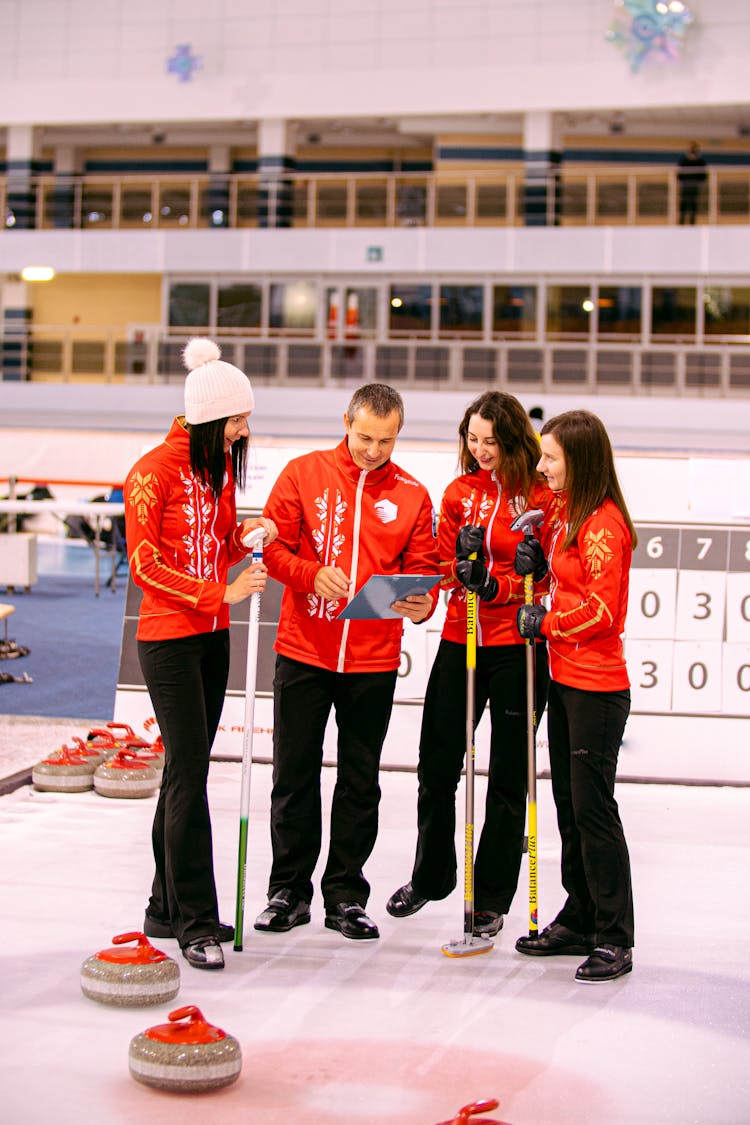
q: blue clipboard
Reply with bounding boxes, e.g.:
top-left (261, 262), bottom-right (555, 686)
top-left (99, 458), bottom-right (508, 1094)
top-left (336, 574), bottom-right (441, 620)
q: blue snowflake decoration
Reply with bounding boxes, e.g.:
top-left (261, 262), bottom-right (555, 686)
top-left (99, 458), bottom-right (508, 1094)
top-left (166, 44), bottom-right (202, 83)
top-left (607, 0), bottom-right (694, 73)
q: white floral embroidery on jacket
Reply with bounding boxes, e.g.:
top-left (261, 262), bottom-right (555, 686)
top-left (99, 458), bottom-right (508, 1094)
top-left (308, 487), bottom-right (348, 620)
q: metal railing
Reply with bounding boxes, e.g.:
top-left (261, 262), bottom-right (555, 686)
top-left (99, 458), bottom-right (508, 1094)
top-left (5, 326), bottom-right (750, 397)
top-left (3, 167), bottom-right (749, 230)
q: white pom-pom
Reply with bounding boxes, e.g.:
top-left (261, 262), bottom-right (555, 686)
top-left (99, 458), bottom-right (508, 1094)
top-left (183, 337), bottom-right (221, 371)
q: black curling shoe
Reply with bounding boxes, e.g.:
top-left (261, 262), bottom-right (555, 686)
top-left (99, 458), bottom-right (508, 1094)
top-left (575, 944), bottom-right (633, 983)
top-left (515, 921), bottom-right (593, 957)
top-left (325, 902), bottom-right (379, 940)
top-left (181, 936), bottom-right (225, 970)
top-left (254, 889), bottom-right (311, 933)
top-left (144, 914), bottom-right (234, 943)
top-left (386, 882), bottom-right (428, 918)
top-left (473, 910), bottom-right (504, 937)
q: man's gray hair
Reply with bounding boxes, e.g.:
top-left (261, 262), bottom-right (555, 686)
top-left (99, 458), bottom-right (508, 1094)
top-left (346, 383), bottom-right (404, 431)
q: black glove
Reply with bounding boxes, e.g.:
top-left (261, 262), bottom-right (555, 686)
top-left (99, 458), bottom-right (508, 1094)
top-left (514, 538), bottom-right (548, 582)
top-left (456, 559), bottom-right (498, 602)
top-left (516, 604), bottom-right (547, 639)
top-left (456, 524), bottom-right (486, 563)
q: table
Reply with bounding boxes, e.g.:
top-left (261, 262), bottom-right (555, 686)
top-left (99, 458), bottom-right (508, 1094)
top-left (0, 499), bottom-right (126, 596)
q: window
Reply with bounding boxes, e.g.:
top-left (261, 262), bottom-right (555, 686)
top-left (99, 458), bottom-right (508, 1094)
top-left (345, 287), bottom-right (378, 338)
top-left (546, 285), bottom-right (592, 339)
top-left (169, 283), bottom-right (210, 328)
top-left (389, 284), bottom-right (431, 335)
top-left (651, 287), bottom-right (697, 340)
top-left (492, 286), bottom-right (537, 337)
top-left (439, 285), bottom-right (483, 336)
top-left (218, 284), bottom-right (262, 331)
top-left (269, 282), bottom-right (316, 333)
top-left (704, 287), bottom-right (750, 337)
top-left (597, 287), bottom-right (642, 339)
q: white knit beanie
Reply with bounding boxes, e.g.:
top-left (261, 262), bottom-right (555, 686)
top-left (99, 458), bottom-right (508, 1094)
top-left (183, 337), bottom-right (254, 425)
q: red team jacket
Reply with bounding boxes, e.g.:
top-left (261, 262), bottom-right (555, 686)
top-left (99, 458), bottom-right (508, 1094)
top-left (124, 418), bottom-right (250, 641)
top-left (539, 496), bottom-right (633, 692)
top-left (263, 438), bottom-right (438, 674)
top-left (437, 469), bottom-right (560, 647)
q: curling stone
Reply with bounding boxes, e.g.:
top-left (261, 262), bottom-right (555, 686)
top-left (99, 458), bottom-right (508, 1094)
top-left (69, 735), bottom-right (108, 766)
top-left (93, 749), bottom-right (159, 799)
top-left (131, 748), bottom-right (164, 782)
top-left (32, 744), bottom-right (95, 792)
top-left (105, 721), bottom-right (154, 752)
top-left (80, 931), bottom-right (180, 1007)
top-left (128, 1005), bottom-right (242, 1093)
top-left (434, 1099), bottom-right (506, 1125)
top-left (85, 728), bottom-right (121, 760)
top-left (87, 722), bottom-right (153, 760)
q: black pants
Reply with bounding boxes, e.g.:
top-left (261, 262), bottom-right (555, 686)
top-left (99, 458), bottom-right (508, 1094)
top-left (547, 680), bottom-right (634, 947)
top-left (138, 630), bottom-right (229, 946)
top-left (679, 187), bottom-right (699, 224)
top-left (411, 638), bottom-right (549, 913)
top-left (269, 654), bottom-right (398, 908)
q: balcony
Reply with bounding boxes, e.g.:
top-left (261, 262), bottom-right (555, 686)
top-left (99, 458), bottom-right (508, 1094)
top-left (6, 326), bottom-right (750, 398)
top-left (3, 166), bottom-right (749, 230)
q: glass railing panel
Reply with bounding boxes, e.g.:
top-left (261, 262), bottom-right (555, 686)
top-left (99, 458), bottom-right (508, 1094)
top-left (636, 177), bottom-right (669, 221)
top-left (315, 183), bottom-right (348, 224)
top-left (435, 183), bottom-right (468, 223)
top-left (717, 176), bottom-right (750, 221)
top-left (595, 178), bottom-right (628, 222)
top-left (475, 181), bottom-right (508, 223)
top-left (354, 181), bottom-right (388, 224)
top-left (81, 184), bottom-right (114, 228)
top-left (119, 186), bottom-right (154, 227)
top-left (157, 183), bottom-right (192, 227)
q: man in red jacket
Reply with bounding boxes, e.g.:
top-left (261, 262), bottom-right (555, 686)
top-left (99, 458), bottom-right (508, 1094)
top-left (254, 383), bottom-right (439, 941)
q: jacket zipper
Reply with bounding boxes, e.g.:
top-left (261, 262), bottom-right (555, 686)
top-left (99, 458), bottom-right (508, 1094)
top-left (337, 469), bottom-right (367, 672)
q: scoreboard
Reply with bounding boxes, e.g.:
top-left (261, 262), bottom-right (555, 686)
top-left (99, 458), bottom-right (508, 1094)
top-left (625, 523), bottom-right (750, 717)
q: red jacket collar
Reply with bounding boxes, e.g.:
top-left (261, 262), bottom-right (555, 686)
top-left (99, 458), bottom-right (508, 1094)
top-left (333, 436), bottom-right (392, 485)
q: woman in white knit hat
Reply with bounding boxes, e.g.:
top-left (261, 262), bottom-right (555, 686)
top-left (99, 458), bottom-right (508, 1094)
top-left (124, 338), bottom-right (277, 971)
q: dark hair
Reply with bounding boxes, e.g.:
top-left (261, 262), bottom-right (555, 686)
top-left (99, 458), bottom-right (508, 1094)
top-left (541, 409), bottom-right (638, 550)
top-left (188, 417), bottom-right (248, 499)
top-left (458, 391), bottom-right (542, 501)
top-left (346, 383), bottom-right (404, 431)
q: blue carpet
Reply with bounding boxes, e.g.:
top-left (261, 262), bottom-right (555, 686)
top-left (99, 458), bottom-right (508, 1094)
top-left (1, 544), bottom-right (126, 721)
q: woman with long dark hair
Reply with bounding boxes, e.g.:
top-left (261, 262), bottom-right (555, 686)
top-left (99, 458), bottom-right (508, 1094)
top-left (387, 391), bottom-right (558, 935)
top-left (124, 337), bottom-right (276, 970)
top-left (515, 409), bottom-right (636, 982)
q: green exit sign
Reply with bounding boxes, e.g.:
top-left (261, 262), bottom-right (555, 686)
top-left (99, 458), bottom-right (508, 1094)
top-left (366, 245), bottom-right (383, 262)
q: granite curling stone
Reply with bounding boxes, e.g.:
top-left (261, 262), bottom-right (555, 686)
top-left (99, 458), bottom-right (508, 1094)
top-left (91, 721), bottom-right (154, 757)
top-left (32, 743), bottom-right (96, 792)
top-left (128, 1005), bottom-right (242, 1093)
top-left (131, 747), bottom-right (164, 783)
top-left (69, 735), bottom-right (108, 766)
top-left (93, 749), bottom-right (159, 799)
top-left (80, 932), bottom-right (180, 1007)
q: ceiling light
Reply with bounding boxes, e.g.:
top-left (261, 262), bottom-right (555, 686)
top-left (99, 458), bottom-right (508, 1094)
top-left (21, 266), bottom-right (55, 282)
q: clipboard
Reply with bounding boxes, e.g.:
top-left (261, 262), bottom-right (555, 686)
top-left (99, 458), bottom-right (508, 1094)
top-left (336, 574), bottom-right (441, 620)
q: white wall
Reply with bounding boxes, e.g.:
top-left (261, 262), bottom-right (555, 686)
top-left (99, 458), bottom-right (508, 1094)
top-left (4, 225), bottom-right (750, 279)
top-left (2, 0), bottom-right (749, 126)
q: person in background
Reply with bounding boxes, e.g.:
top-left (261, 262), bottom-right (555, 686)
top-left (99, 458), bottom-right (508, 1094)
top-left (514, 409), bottom-right (636, 983)
top-left (677, 141), bottom-right (707, 224)
top-left (387, 391), bottom-right (559, 936)
top-left (254, 383), bottom-right (439, 942)
top-left (124, 337), bottom-right (277, 971)
top-left (528, 405), bottom-right (545, 437)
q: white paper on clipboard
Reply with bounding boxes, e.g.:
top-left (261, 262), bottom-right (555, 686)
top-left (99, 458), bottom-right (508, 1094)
top-left (336, 574), bottom-right (441, 620)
